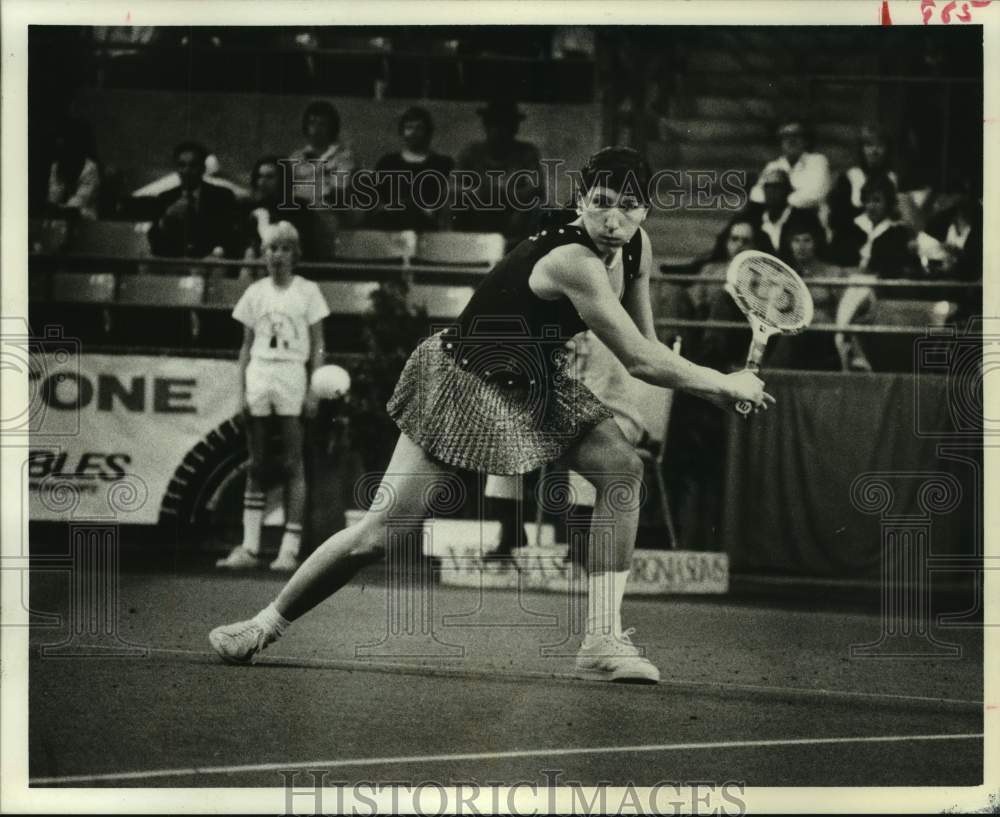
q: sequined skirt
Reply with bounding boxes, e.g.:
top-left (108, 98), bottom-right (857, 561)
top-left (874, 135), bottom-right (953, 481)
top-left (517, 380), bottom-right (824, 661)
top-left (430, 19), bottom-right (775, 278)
top-left (386, 331), bottom-right (613, 475)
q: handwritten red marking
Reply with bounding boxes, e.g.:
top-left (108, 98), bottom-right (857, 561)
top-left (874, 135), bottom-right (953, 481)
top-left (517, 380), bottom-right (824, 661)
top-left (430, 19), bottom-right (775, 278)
top-left (125, 10), bottom-right (131, 23)
top-left (923, 0), bottom-right (991, 22)
top-left (881, 0), bottom-right (893, 24)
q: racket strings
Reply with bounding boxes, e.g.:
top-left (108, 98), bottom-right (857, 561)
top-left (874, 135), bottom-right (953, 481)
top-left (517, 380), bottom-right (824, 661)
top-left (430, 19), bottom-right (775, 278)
top-left (731, 257), bottom-right (811, 330)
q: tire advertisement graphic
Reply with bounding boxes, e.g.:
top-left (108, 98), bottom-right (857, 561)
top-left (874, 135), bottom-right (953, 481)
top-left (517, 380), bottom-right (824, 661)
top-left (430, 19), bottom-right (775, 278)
top-left (29, 353), bottom-right (243, 526)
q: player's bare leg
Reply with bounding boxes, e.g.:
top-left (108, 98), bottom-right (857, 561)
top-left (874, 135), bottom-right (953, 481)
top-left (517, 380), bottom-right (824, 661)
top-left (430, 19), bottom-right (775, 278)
top-left (560, 418), bottom-right (659, 683)
top-left (209, 433), bottom-right (447, 662)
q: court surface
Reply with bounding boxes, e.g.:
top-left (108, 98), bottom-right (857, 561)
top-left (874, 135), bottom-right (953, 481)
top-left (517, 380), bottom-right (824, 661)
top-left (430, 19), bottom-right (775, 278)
top-left (27, 566), bottom-right (983, 788)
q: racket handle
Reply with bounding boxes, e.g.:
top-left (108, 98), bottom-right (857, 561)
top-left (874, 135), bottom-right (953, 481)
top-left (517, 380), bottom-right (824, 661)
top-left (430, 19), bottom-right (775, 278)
top-left (735, 361), bottom-right (762, 417)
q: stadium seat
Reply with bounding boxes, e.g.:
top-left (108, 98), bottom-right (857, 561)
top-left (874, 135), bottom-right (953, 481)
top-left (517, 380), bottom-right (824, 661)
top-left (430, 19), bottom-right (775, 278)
top-left (29, 270), bottom-right (51, 303)
top-left (29, 219), bottom-right (70, 254)
top-left (46, 272), bottom-right (117, 342)
top-left (117, 273), bottom-right (205, 306)
top-left (409, 283), bottom-right (475, 319)
top-left (413, 232), bottom-right (505, 267)
top-left (316, 280), bottom-right (383, 354)
top-left (68, 220), bottom-right (152, 258)
top-left (852, 298), bottom-right (959, 373)
top-left (310, 212), bottom-right (340, 260)
top-left (197, 277), bottom-right (254, 350)
top-left (51, 271), bottom-right (117, 303)
top-left (203, 277), bottom-right (252, 309)
top-left (114, 273), bottom-right (205, 348)
top-left (317, 280), bottom-right (381, 315)
top-left (333, 230), bottom-right (417, 263)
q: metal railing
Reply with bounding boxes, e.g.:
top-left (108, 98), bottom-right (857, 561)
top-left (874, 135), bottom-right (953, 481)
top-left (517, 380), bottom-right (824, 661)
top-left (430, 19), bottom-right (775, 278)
top-left (29, 251), bottom-right (982, 340)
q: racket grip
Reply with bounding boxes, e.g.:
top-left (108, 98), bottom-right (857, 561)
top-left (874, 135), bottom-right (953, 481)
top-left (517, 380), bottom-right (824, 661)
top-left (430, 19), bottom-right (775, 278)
top-left (735, 362), bottom-right (761, 417)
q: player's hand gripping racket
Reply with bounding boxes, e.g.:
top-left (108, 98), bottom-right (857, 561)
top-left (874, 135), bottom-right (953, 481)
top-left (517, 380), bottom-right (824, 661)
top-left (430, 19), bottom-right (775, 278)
top-left (725, 250), bottom-right (814, 416)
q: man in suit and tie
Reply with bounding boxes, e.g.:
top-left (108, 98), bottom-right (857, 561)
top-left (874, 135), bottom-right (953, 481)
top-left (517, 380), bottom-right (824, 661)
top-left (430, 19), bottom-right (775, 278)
top-left (147, 141), bottom-right (239, 258)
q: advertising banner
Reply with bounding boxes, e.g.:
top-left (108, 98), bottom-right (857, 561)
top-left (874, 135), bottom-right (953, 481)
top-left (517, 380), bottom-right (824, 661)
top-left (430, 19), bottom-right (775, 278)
top-left (426, 520), bottom-right (729, 595)
top-left (28, 353), bottom-right (239, 524)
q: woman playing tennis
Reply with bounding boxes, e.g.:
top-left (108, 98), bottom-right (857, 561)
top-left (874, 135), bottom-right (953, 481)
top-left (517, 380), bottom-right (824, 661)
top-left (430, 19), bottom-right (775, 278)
top-left (209, 147), bottom-right (773, 683)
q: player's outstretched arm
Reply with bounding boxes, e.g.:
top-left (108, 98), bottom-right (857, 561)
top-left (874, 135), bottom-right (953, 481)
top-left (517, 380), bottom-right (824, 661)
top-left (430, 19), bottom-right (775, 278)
top-left (537, 246), bottom-right (773, 410)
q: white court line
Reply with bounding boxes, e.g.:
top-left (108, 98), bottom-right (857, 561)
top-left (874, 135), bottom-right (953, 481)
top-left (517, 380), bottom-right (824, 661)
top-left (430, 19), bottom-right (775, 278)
top-left (143, 646), bottom-right (984, 710)
top-left (30, 733), bottom-right (983, 786)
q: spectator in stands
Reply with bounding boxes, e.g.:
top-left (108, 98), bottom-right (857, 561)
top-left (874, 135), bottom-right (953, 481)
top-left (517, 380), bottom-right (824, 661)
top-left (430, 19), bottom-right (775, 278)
top-left (828, 174), bottom-right (918, 279)
top-left (453, 98), bottom-right (543, 243)
top-left (242, 155), bottom-right (317, 264)
top-left (689, 217), bottom-right (763, 321)
top-left (147, 141), bottom-right (240, 259)
top-left (827, 124), bottom-right (899, 237)
top-left (743, 167), bottom-right (822, 259)
top-left (694, 229), bottom-right (758, 374)
top-left (914, 179), bottom-right (982, 322)
top-left (288, 100), bottom-right (356, 212)
top-left (915, 180), bottom-right (983, 284)
top-left (131, 151), bottom-right (251, 202)
top-left (749, 118), bottom-right (831, 212)
top-left (46, 116), bottom-right (101, 221)
top-left (367, 106), bottom-right (455, 231)
top-left (770, 213), bottom-right (844, 371)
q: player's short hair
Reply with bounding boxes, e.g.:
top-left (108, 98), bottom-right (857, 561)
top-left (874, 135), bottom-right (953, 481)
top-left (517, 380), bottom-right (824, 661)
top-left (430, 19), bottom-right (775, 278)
top-left (579, 146), bottom-right (653, 205)
top-left (860, 173), bottom-right (898, 204)
top-left (398, 106), bottom-right (434, 138)
top-left (302, 100), bottom-right (341, 141)
top-left (173, 140), bottom-right (209, 164)
top-left (261, 221), bottom-right (301, 250)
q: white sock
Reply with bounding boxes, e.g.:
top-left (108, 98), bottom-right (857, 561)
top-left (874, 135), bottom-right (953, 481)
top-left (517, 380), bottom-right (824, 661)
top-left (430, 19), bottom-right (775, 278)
top-left (242, 491), bottom-right (266, 556)
top-left (585, 570), bottom-right (630, 641)
top-left (613, 568), bottom-right (629, 630)
top-left (253, 602), bottom-right (290, 639)
top-left (279, 524), bottom-right (303, 558)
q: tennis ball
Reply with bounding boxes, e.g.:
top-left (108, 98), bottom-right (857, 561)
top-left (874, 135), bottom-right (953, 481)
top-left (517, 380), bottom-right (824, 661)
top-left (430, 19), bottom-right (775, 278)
top-left (310, 365), bottom-right (351, 399)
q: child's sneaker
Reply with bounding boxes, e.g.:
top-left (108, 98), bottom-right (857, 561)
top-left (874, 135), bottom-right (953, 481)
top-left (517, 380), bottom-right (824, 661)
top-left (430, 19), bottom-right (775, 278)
top-left (215, 546), bottom-right (260, 570)
top-left (575, 628), bottom-right (660, 684)
top-left (269, 550), bottom-right (300, 572)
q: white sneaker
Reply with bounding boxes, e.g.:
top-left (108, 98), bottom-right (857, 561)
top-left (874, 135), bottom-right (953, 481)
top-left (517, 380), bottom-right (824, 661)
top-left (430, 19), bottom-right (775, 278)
top-left (269, 550), bottom-right (300, 572)
top-left (215, 546), bottom-right (260, 569)
top-left (575, 628), bottom-right (661, 684)
top-left (208, 619), bottom-right (274, 665)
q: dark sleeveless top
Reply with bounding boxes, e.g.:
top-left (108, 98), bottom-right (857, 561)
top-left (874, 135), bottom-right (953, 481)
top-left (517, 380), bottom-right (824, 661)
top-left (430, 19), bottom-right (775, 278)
top-left (439, 223), bottom-right (643, 385)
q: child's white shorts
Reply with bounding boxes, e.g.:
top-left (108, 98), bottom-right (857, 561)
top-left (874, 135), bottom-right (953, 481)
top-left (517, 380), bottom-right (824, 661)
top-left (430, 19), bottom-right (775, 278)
top-left (245, 359), bottom-right (307, 417)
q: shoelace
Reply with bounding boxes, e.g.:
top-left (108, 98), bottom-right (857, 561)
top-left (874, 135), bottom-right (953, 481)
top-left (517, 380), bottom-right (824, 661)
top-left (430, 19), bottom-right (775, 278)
top-left (582, 629), bottom-right (647, 658)
top-left (616, 628), bottom-right (641, 656)
top-left (228, 622), bottom-right (268, 655)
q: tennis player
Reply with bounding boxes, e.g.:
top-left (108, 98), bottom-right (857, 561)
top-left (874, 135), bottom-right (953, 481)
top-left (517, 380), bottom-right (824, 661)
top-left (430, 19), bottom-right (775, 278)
top-left (209, 147), bottom-right (772, 683)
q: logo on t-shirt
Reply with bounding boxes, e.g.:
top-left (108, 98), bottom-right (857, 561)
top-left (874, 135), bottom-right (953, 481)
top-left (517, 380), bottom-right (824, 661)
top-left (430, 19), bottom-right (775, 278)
top-left (259, 311), bottom-right (301, 351)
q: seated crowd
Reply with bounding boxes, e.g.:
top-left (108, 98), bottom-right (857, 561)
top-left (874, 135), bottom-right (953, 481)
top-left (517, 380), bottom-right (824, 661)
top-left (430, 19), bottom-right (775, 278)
top-left (33, 97), bottom-right (546, 268)
top-left (676, 116), bottom-right (982, 373)
top-left (32, 104), bottom-right (981, 372)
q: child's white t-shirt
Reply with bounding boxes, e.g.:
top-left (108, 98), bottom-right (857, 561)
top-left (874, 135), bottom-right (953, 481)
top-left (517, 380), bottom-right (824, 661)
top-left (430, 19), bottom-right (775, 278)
top-left (232, 276), bottom-right (330, 363)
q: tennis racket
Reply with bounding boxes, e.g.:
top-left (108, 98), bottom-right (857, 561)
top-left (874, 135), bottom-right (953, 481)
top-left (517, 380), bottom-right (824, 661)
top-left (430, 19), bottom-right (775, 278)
top-left (725, 250), bottom-right (814, 416)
